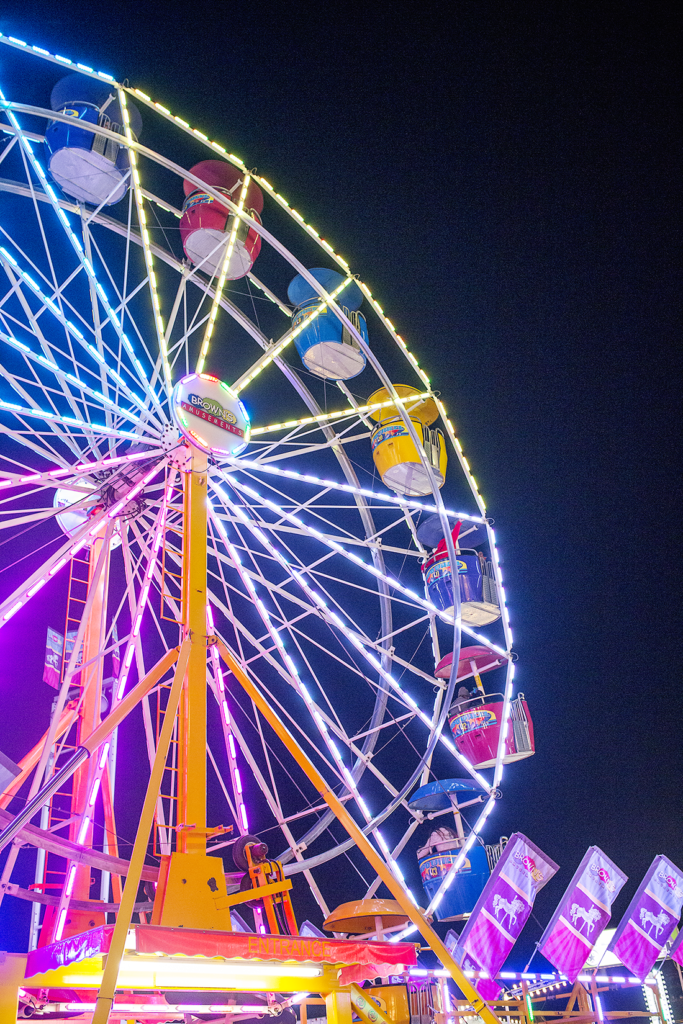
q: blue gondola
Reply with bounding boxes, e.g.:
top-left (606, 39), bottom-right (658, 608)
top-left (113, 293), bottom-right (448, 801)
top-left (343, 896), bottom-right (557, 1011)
top-left (410, 779), bottom-right (504, 922)
top-left (44, 74), bottom-right (142, 206)
top-left (287, 268), bottom-right (368, 380)
top-left (418, 514), bottom-right (501, 626)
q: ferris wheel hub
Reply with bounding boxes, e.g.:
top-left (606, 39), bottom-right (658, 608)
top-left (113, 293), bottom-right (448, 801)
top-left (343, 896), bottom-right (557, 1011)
top-left (171, 373), bottom-right (250, 457)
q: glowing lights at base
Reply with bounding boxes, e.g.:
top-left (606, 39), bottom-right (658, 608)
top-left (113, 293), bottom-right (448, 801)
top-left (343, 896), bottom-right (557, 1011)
top-left (53, 1005), bottom-right (286, 1016)
top-left (63, 957), bottom-right (322, 989)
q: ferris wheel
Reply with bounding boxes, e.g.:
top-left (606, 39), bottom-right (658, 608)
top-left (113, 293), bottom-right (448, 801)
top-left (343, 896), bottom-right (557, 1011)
top-left (0, 36), bottom-right (525, 955)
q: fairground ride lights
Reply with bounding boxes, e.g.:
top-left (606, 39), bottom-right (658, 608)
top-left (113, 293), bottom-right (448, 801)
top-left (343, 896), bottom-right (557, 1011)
top-left (54, 495), bottom-right (169, 940)
top-left (231, 275), bottom-right (354, 393)
top-left (0, 395), bottom-right (143, 440)
top-left (0, 463), bottom-right (164, 626)
top-left (0, 92), bottom-right (164, 414)
top-left (389, 799), bottom-right (497, 944)
top-left (0, 450), bottom-right (161, 491)
top-left (249, 391), bottom-right (435, 435)
top-left (0, 326), bottom-right (148, 434)
top-left (216, 473), bottom-right (508, 661)
top-left (1, 35), bottom-right (486, 528)
top-left (210, 506), bottom-right (417, 902)
top-left (57, 1006), bottom-right (282, 1015)
top-left (197, 173), bottom-right (251, 374)
top-left (63, 958), bottom-right (323, 988)
top-left (117, 87), bottom-right (170, 392)
top-left (211, 482), bottom-right (492, 793)
top-left (225, 453), bottom-right (486, 525)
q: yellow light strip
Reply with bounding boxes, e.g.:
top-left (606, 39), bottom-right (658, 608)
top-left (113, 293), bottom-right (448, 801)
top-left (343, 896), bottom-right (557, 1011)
top-left (118, 88), bottom-right (170, 391)
top-left (231, 275), bottom-right (353, 394)
top-left (250, 391), bottom-right (433, 436)
top-left (248, 273), bottom-right (292, 317)
top-left (435, 396), bottom-right (486, 513)
top-left (196, 172), bottom-right (251, 373)
top-left (130, 87), bottom-right (246, 173)
top-left (125, 85), bottom-right (431, 394)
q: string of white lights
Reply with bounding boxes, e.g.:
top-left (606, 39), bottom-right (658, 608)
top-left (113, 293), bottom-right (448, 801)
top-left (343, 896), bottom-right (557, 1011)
top-left (230, 275), bottom-right (354, 394)
top-left (226, 452), bottom-right (486, 524)
top-left (218, 469), bottom-right (509, 659)
top-left (116, 87), bottom-right (170, 394)
top-left (211, 476), bottom-right (493, 793)
top-left (0, 90), bottom-right (165, 415)
top-left (0, 461), bottom-right (163, 626)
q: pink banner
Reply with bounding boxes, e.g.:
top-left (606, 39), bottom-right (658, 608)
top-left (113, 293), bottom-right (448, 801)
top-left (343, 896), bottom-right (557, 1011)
top-left (670, 927), bottom-right (683, 967)
top-left (43, 626), bottom-right (63, 689)
top-left (608, 855), bottom-right (683, 979)
top-left (454, 833), bottom-right (559, 999)
top-left (538, 846), bottom-right (627, 982)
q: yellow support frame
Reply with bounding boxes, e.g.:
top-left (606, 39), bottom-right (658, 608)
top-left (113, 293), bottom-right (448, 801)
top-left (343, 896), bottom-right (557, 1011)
top-left (12, 442), bottom-right (501, 1024)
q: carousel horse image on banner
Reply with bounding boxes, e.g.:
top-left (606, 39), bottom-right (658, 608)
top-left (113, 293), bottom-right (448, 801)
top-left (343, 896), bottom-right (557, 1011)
top-left (570, 903), bottom-right (602, 935)
top-left (492, 894), bottom-right (525, 930)
top-left (639, 908), bottom-right (670, 940)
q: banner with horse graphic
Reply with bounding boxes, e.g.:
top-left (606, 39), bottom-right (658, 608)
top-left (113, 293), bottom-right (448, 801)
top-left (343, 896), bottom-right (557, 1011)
top-left (607, 854), bottom-right (683, 979)
top-left (538, 846), bottom-right (627, 982)
top-left (453, 832), bottom-right (559, 999)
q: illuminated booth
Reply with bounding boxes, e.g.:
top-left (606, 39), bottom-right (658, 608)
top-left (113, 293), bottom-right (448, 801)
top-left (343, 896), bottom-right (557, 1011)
top-left (369, 386), bottom-right (446, 496)
top-left (287, 268), bottom-right (368, 380)
top-left (180, 160), bottom-right (264, 279)
top-left (44, 73), bottom-right (142, 206)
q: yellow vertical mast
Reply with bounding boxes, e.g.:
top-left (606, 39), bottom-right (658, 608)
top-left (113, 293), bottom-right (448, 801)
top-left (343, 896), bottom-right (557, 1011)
top-left (178, 445), bottom-right (208, 856)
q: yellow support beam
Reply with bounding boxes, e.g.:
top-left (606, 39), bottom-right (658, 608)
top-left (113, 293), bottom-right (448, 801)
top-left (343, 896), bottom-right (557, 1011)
top-left (214, 876), bottom-right (292, 910)
top-left (179, 446), bottom-right (208, 856)
top-left (350, 984), bottom-right (394, 1024)
top-left (216, 639), bottom-right (501, 1024)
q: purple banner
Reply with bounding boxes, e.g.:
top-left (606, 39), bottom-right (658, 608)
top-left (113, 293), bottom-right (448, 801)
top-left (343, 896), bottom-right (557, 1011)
top-left (43, 626), bottom-right (64, 689)
top-left (538, 846), bottom-right (627, 982)
top-left (670, 928), bottom-right (683, 967)
top-left (454, 833), bottom-right (559, 999)
top-left (608, 855), bottom-right (683, 979)
top-left (112, 621), bottom-right (120, 680)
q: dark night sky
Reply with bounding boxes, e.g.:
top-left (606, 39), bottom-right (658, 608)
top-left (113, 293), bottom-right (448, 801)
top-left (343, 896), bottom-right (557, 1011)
top-left (0, 1), bottom-right (681, 966)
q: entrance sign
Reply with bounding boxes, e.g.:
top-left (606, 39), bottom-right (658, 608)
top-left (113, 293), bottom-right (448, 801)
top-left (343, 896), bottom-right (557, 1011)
top-left (539, 846), bottom-right (627, 982)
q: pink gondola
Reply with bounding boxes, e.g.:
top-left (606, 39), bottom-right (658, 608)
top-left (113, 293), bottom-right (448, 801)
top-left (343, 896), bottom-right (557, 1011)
top-left (180, 161), bottom-right (263, 279)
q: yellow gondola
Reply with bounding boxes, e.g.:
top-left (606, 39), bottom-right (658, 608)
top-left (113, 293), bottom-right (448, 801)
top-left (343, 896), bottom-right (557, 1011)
top-left (368, 385), bottom-right (447, 496)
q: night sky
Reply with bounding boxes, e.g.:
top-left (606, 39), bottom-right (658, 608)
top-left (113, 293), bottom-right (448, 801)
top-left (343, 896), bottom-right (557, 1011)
top-left (0, 0), bottom-right (680, 976)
